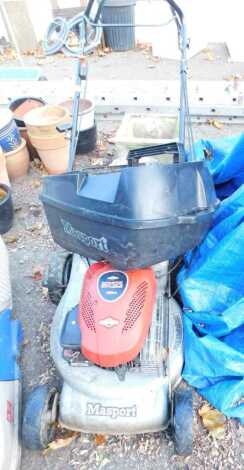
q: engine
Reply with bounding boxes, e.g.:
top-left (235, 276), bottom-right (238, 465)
top-left (78, 262), bottom-right (156, 367)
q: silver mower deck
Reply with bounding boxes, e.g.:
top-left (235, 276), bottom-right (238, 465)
top-left (51, 255), bottom-right (183, 434)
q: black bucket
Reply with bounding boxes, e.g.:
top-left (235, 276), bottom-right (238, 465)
top-left (0, 184), bottom-right (14, 234)
top-left (102, 0), bottom-right (136, 51)
top-left (76, 124), bottom-right (97, 155)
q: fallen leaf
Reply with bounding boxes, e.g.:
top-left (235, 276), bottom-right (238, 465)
top-left (0, 188), bottom-right (6, 200)
top-left (94, 434), bottom-right (107, 446)
top-left (207, 119), bottom-right (224, 130)
top-left (32, 179), bottom-right (41, 188)
top-left (5, 234), bottom-right (18, 244)
top-left (198, 403), bottom-right (211, 416)
top-left (42, 287), bottom-right (48, 299)
top-left (203, 48), bottom-right (215, 62)
top-left (32, 266), bottom-right (43, 281)
top-left (199, 403), bottom-right (226, 439)
top-left (107, 137), bottom-right (115, 144)
top-left (99, 458), bottom-right (110, 469)
top-left (27, 223), bottom-right (43, 232)
top-left (44, 435), bottom-right (77, 453)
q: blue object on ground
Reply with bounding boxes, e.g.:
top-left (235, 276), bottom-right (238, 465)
top-left (0, 309), bottom-right (23, 381)
top-left (178, 133), bottom-right (244, 422)
top-left (0, 109), bottom-right (21, 152)
top-left (194, 133), bottom-right (244, 199)
top-left (0, 67), bottom-right (42, 81)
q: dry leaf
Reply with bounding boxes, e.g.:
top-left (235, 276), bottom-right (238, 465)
top-left (207, 119), bottom-right (224, 130)
top-left (0, 188), bottom-right (6, 200)
top-left (44, 435), bottom-right (76, 453)
top-left (199, 403), bottom-right (226, 439)
top-left (27, 223), bottom-right (43, 232)
top-left (107, 137), bottom-right (115, 144)
top-left (203, 48), bottom-right (215, 62)
top-left (99, 458), bottom-right (111, 469)
top-left (42, 287), bottom-right (48, 298)
top-left (5, 234), bottom-right (18, 244)
top-left (32, 266), bottom-right (43, 281)
top-left (94, 434), bottom-right (107, 446)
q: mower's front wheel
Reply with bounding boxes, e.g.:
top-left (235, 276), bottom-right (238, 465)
top-left (45, 250), bottom-right (73, 305)
top-left (22, 385), bottom-right (59, 450)
top-left (173, 388), bottom-right (193, 456)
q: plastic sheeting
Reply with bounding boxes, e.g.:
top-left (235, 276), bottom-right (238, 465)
top-left (194, 133), bottom-right (244, 199)
top-left (178, 134), bottom-right (244, 422)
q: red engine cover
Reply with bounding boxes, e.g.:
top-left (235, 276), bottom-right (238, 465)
top-left (79, 262), bottom-right (156, 367)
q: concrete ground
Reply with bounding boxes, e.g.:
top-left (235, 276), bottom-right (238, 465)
top-left (4, 42), bottom-right (244, 81)
top-left (2, 44), bottom-right (244, 469)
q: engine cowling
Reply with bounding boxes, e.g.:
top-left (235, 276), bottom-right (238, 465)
top-left (79, 262), bottom-right (156, 367)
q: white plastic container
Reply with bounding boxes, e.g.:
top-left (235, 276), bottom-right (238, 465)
top-left (59, 99), bottom-right (95, 132)
top-left (114, 113), bottom-right (179, 160)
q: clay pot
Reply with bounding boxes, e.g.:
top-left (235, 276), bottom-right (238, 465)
top-left (9, 98), bottom-right (45, 160)
top-left (24, 105), bottom-right (70, 138)
top-left (9, 97), bottom-right (45, 127)
top-left (5, 139), bottom-right (30, 180)
top-left (28, 132), bottom-right (67, 150)
top-left (28, 132), bottom-right (69, 175)
top-left (37, 145), bottom-right (69, 175)
top-left (0, 147), bottom-right (10, 185)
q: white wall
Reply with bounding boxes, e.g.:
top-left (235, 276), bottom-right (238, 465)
top-left (26, 0), bottom-right (53, 41)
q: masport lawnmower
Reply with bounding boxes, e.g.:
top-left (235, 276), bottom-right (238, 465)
top-left (22, 0), bottom-right (218, 455)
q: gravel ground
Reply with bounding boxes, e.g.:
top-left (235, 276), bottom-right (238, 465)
top-left (4, 42), bottom-right (244, 81)
top-left (2, 45), bottom-right (244, 470)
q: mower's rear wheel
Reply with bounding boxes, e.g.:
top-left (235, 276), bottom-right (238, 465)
top-left (46, 250), bottom-right (73, 305)
top-left (173, 388), bottom-right (193, 456)
top-left (22, 385), bottom-right (59, 450)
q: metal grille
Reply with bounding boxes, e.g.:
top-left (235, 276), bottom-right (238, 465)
top-left (122, 281), bottom-right (148, 333)
top-left (80, 292), bottom-right (96, 332)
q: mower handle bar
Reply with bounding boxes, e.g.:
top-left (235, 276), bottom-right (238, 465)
top-left (85, 0), bottom-right (185, 34)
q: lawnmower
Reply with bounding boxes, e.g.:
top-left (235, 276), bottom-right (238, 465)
top-left (22, 0), bottom-right (218, 455)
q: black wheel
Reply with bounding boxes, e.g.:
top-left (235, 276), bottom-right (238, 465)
top-left (173, 388), bottom-right (193, 456)
top-left (22, 385), bottom-right (59, 450)
top-left (46, 250), bottom-right (73, 305)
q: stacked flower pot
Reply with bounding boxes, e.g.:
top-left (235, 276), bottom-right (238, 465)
top-left (24, 105), bottom-right (70, 175)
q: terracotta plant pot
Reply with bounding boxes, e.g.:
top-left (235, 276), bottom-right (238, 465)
top-left (28, 132), bottom-right (67, 151)
top-left (0, 147), bottom-right (10, 186)
top-left (9, 97), bottom-right (45, 128)
top-left (24, 105), bottom-right (70, 138)
top-left (19, 127), bottom-right (39, 160)
top-left (9, 97), bottom-right (45, 160)
top-left (37, 145), bottom-right (69, 175)
top-left (5, 138), bottom-right (30, 180)
top-left (28, 132), bottom-right (69, 174)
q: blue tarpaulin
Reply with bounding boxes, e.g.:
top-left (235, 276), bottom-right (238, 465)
top-left (178, 134), bottom-right (244, 422)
